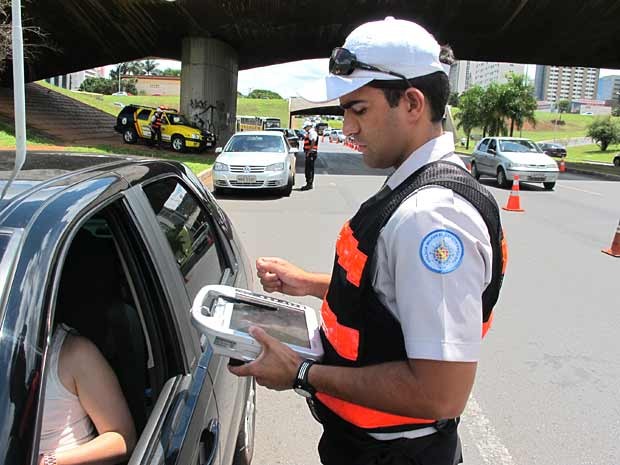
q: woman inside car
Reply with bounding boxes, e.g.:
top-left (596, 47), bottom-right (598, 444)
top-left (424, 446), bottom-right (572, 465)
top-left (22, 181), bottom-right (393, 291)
top-left (38, 322), bottom-right (136, 465)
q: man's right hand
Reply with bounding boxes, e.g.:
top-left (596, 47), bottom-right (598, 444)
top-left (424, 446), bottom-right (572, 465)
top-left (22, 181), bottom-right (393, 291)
top-left (256, 257), bottom-right (311, 296)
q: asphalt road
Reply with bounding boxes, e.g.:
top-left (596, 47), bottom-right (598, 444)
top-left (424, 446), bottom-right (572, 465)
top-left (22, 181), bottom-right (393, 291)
top-left (214, 140), bottom-right (620, 465)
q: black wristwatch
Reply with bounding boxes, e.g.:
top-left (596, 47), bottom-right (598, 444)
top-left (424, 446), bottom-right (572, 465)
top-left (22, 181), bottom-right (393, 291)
top-left (293, 359), bottom-right (316, 398)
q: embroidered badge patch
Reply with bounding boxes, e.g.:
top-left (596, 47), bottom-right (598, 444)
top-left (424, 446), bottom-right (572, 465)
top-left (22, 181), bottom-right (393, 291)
top-left (419, 229), bottom-right (464, 274)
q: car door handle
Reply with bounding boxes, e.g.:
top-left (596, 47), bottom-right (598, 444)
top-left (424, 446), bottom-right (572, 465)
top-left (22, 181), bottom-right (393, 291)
top-left (201, 419), bottom-right (220, 465)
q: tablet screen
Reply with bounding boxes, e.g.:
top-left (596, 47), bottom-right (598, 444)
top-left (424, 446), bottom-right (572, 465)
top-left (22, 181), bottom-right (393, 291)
top-left (229, 301), bottom-right (310, 348)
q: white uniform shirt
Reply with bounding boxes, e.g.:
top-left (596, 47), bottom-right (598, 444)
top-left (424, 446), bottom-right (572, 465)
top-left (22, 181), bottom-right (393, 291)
top-left (372, 133), bottom-right (493, 363)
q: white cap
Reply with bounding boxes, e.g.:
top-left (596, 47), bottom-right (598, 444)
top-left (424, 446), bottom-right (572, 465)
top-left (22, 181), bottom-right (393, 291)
top-left (298, 17), bottom-right (446, 103)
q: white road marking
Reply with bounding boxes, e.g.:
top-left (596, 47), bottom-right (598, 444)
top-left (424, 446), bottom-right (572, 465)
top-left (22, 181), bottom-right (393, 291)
top-left (557, 184), bottom-right (603, 196)
top-left (464, 396), bottom-right (516, 465)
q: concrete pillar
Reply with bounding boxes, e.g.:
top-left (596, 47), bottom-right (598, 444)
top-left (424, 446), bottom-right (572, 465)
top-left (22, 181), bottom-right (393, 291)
top-left (180, 37), bottom-right (238, 147)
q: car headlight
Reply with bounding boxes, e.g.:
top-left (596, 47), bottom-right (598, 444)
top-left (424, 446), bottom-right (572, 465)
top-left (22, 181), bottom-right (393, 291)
top-left (548, 163), bottom-right (559, 168)
top-left (265, 163), bottom-right (285, 171)
top-left (191, 133), bottom-right (202, 140)
top-left (214, 162), bottom-right (228, 171)
top-left (509, 163), bottom-right (527, 169)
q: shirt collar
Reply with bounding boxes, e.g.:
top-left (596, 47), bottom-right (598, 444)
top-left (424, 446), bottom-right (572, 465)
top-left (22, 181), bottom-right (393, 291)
top-left (386, 133), bottom-right (457, 190)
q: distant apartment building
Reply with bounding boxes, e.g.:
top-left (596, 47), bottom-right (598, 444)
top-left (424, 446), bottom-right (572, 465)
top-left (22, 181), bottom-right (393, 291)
top-left (47, 67), bottom-right (105, 91)
top-left (534, 65), bottom-right (599, 104)
top-left (449, 61), bottom-right (525, 93)
top-left (597, 75), bottom-right (620, 100)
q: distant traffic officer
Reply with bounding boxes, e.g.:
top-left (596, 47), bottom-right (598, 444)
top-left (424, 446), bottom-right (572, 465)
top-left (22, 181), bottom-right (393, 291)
top-left (301, 122), bottom-right (318, 190)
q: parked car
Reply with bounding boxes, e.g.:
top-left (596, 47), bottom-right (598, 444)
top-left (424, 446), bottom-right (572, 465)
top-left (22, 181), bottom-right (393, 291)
top-left (265, 127), bottom-right (300, 149)
top-left (470, 137), bottom-right (560, 190)
top-left (212, 131), bottom-right (297, 196)
top-left (614, 153), bottom-right (620, 167)
top-left (538, 142), bottom-right (567, 158)
top-left (329, 130), bottom-right (346, 143)
top-left (0, 151), bottom-right (256, 465)
top-left (114, 104), bottom-right (216, 153)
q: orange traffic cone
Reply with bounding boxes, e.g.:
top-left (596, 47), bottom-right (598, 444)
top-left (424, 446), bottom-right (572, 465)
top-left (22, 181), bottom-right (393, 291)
top-left (559, 157), bottom-right (566, 173)
top-left (502, 175), bottom-right (525, 212)
top-left (602, 219), bottom-right (620, 257)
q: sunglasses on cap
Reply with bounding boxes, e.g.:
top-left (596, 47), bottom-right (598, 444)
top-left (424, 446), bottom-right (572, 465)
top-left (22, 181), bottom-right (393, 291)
top-left (329, 47), bottom-right (412, 88)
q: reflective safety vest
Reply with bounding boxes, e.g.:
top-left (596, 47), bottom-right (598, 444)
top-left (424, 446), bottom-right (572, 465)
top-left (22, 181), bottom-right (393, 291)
top-left (304, 132), bottom-right (318, 152)
top-left (314, 160), bottom-right (508, 434)
top-left (151, 112), bottom-right (163, 129)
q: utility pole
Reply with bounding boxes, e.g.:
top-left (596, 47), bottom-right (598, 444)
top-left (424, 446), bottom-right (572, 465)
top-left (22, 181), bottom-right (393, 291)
top-left (2, 0), bottom-right (27, 199)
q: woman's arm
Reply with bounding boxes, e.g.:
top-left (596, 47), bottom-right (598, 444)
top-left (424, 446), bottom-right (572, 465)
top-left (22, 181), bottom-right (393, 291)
top-left (43, 335), bottom-right (136, 465)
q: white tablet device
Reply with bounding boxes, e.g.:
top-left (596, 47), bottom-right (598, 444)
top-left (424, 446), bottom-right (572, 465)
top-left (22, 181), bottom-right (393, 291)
top-left (191, 285), bottom-right (323, 362)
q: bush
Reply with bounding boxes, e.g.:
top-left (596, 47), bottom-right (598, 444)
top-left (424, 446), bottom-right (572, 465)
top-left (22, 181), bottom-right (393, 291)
top-left (586, 118), bottom-right (620, 151)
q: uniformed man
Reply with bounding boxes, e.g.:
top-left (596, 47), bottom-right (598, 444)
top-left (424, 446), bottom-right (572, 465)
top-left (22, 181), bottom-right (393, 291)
top-left (302, 122), bottom-right (319, 190)
top-left (150, 107), bottom-right (163, 149)
top-left (229, 17), bottom-right (507, 465)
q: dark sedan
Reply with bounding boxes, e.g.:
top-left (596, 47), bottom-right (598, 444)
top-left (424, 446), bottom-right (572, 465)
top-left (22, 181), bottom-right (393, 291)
top-left (0, 152), bottom-right (255, 465)
top-left (538, 142), bottom-right (567, 158)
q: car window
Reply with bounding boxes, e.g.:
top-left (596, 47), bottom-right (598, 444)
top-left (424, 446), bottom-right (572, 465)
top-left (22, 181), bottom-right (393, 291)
top-left (488, 139), bottom-right (496, 152)
top-left (225, 134), bottom-right (286, 153)
top-left (499, 139), bottom-right (540, 153)
top-left (0, 232), bottom-right (10, 262)
top-left (142, 178), bottom-right (225, 301)
top-left (477, 139), bottom-right (489, 152)
top-left (137, 109), bottom-right (151, 121)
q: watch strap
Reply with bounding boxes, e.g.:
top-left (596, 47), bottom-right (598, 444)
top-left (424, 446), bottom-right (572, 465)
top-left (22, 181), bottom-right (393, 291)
top-left (293, 359), bottom-right (316, 395)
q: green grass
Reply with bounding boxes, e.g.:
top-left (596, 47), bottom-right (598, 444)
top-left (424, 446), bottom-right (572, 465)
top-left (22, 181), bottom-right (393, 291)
top-left (564, 143), bottom-right (620, 164)
top-left (451, 108), bottom-right (616, 142)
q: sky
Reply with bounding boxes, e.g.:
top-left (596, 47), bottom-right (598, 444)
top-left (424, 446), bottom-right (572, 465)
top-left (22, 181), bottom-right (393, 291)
top-left (108, 59), bottom-right (620, 99)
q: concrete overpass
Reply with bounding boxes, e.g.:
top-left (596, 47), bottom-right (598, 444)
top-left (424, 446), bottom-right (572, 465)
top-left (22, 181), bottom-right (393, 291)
top-left (4, 0), bottom-right (620, 141)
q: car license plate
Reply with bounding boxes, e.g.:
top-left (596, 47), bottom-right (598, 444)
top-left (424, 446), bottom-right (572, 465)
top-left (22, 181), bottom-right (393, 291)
top-left (206, 142), bottom-right (212, 147)
top-left (237, 175), bottom-right (256, 183)
top-left (529, 176), bottom-right (545, 182)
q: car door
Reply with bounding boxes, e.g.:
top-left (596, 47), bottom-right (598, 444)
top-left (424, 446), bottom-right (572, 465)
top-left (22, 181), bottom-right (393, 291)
top-left (89, 194), bottom-right (223, 465)
top-left (160, 114), bottom-right (172, 145)
top-left (135, 173), bottom-right (250, 465)
top-left (473, 138), bottom-right (490, 174)
top-left (486, 138), bottom-right (499, 174)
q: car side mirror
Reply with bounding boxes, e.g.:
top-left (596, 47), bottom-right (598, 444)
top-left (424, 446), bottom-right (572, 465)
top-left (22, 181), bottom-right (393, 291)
top-left (215, 147), bottom-right (223, 154)
top-left (488, 148), bottom-right (496, 155)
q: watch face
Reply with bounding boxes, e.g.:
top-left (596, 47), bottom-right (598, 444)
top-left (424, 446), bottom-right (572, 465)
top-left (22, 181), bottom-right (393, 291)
top-left (294, 387), bottom-right (312, 398)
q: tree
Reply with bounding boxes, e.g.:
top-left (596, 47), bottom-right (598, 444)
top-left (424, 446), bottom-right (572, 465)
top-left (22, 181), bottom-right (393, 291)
top-left (557, 99), bottom-right (571, 121)
top-left (456, 86), bottom-right (484, 149)
top-left (0, 0), bottom-right (57, 76)
top-left (247, 89), bottom-right (282, 99)
top-left (480, 83), bottom-right (509, 137)
top-left (504, 73), bottom-right (537, 136)
top-left (586, 117), bottom-right (620, 151)
top-left (143, 59), bottom-right (158, 75)
top-left (448, 92), bottom-right (459, 107)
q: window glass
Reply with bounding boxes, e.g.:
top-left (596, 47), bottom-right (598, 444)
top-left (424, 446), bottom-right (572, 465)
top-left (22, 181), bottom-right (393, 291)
top-left (225, 134), bottom-right (285, 153)
top-left (137, 109), bottom-right (151, 121)
top-left (477, 139), bottom-right (489, 152)
top-left (488, 139), bottom-right (496, 152)
top-left (499, 139), bottom-right (540, 153)
top-left (143, 178), bottom-right (224, 300)
top-left (0, 232), bottom-right (10, 262)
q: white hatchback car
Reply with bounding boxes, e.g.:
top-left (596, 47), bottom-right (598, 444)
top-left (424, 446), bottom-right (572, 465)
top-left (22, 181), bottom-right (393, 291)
top-left (471, 137), bottom-right (560, 190)
top-left (212, 131), bottom-right (297, 196)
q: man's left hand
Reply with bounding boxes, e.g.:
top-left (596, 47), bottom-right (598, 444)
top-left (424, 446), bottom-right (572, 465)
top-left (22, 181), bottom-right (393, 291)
top-left (228, 326), bottom-right (302, 390)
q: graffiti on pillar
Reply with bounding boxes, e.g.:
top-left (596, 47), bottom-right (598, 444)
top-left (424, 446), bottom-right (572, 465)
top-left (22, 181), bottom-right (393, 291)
top-left (189, 99), bottom-right (217, 135)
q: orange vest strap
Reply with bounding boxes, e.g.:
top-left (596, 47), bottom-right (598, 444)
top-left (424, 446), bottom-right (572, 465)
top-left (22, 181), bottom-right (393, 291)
top-left (315, 392), bottom-right (436, 429)
top-left (321, 300), bottom-right (359, 361)
top-left (335, 222), bottom-right (367, 287)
